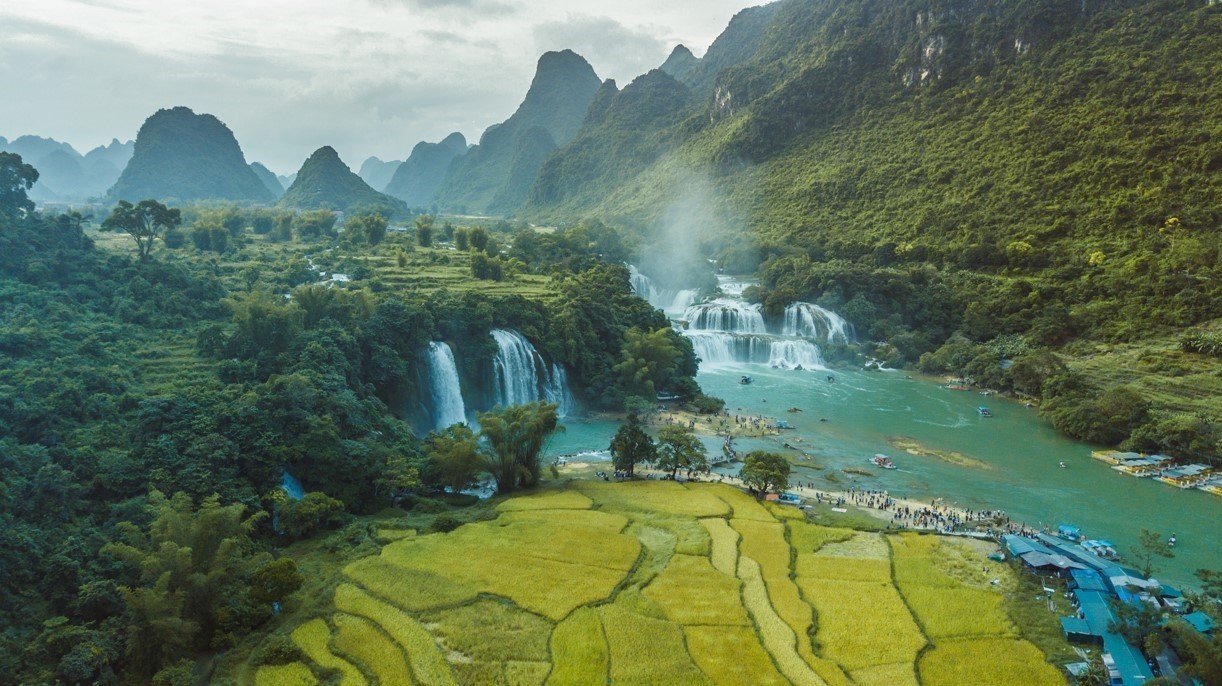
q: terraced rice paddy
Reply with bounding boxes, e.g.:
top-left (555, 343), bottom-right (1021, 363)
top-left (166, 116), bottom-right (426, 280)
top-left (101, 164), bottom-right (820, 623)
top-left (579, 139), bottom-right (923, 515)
top-left (247, 480), bottom-right (1067, 685)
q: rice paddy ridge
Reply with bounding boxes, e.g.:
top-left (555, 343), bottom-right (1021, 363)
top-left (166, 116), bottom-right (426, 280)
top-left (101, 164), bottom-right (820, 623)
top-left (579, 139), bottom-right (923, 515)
top-left (245, 479), bottom-right (1071, 685)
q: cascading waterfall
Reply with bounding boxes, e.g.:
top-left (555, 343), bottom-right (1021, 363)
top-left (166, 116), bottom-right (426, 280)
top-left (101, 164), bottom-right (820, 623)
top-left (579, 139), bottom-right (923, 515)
top-left (491, 329), bottom-right (575, 415)
top-left (684, 300), bottom-right (767, 333)
top-left (783, 303), bottom-right (853, 343)
top-left (628, 268), bottom-right (846, 372)
top-left (629, 265), bottom-right (699, 316)
top-left (426, 341), bottom-right (467, 429)
top-left (686, 332), bottom-right (825, 370)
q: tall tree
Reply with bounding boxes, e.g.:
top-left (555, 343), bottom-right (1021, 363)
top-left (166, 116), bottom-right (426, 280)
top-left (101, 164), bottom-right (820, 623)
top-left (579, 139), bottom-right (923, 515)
top-left (415, 214), bottom-right (434, 247)
top-left (0, 151), bottom-right (38, 220)
top-left (424, 424), bottom-right (482, 494)
top-left (614, 327), bottom-right (684, 404)
top-left (102, 199), bottom-right (182, 260)
top-left (609, 413), bottom-right (656, 477)
top-left (740, 451), bottom-right (790, 498)
top-left (656, 424), bottom-right (706, 478)
top-left (1132, 528), bottom-right (1174, 578)
top-left (477, 402), bottom-right (560, 492)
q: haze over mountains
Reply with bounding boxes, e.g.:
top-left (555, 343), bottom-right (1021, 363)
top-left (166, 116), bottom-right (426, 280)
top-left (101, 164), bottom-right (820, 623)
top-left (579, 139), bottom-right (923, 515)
top-left (0, 135), bottom-right (132, 203)
top-left (6, 0), bottom-right (1215, 255)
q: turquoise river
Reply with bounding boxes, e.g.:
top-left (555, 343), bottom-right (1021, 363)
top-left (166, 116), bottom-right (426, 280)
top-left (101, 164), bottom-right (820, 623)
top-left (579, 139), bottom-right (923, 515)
top-left (547, 361), bottom-right (1221, 590)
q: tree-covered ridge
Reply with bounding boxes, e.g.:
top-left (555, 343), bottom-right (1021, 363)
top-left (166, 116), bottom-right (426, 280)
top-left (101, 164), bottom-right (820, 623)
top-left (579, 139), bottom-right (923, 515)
top-left (382, 132), bottom-right (468, 207)
top-left (434, 50), bottom-right (603, 215)
top-left (107, 106), bottom-right (273, 204)
top-left (527, 69), bottom-right (697, 213)
top-left (249, 162), bottom-right (285, 198)
top-left (279, 146), bottom-right (407, 216)
top-left (515, 0), bottom-right (1219, 458)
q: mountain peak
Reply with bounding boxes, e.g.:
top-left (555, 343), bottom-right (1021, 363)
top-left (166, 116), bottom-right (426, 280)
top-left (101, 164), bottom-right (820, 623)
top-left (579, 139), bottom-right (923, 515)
top-left (660, 44), bottom-right (701, 83)
top-left (281, 146), bottom-right (405, 215)
top-left (107, 106), bottom-right (272, 203)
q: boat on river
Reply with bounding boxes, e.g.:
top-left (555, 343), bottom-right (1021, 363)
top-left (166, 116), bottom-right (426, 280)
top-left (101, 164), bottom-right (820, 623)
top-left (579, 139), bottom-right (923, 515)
top-left (978, 406), bottom-right (992, 417)
top-left (871, 454), bottom-right (896, 469)
top-left (740, 375), bottom-right (753, 385)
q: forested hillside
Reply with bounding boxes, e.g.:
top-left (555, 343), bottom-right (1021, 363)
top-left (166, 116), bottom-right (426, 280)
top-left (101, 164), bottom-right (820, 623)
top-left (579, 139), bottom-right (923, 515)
top-left (279, 146), bottom-right (407, 216)
top-left (520, 0), bottom-right (1220, 460)
top-left (434, 50), bottom-right (602, 215)
top-left (0, 148), bottom-right (715, 681)
top-left (108, 107), bottom-right (273, 204)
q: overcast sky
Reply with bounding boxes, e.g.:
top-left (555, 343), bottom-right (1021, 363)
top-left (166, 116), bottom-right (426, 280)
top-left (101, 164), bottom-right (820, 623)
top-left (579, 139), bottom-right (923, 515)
top-left (0, 0), bottom-right (755, 175)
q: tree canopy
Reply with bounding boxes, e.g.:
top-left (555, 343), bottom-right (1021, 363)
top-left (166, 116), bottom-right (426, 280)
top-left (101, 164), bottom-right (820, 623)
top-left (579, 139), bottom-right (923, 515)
top-left (102, 199), bottom-right (182, 260)
top-left (740, 451), bottom-right (790, 497)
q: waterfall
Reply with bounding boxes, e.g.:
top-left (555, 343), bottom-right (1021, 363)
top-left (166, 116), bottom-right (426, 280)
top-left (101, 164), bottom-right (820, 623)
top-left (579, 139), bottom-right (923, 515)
top-left (684, 300), bottom-right (767, 333)
top-left (783, 303), bottom-right (852, 343)
top-left (686, 332), bottom-right (826, 370)
top-left (767, 339), bottom-right (826, 370)
top-left (280, 471), bottom-right (304, 500)
top-left (426, 341), bottom-right (467, 429)
top-left (628, 265), bottom-right (658, 303)
top-left (629, 265), bottom-right (700, 315)
top-left (491, 329), bottom-right (575, 415)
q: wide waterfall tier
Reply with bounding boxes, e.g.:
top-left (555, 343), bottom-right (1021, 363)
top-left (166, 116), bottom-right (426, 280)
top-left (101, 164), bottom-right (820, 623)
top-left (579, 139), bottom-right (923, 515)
top-left (686, 332), bottom-right (826, 370)
top-left (683, 299), bottom-right (767, 334)
top-left (426, 341), bottom-right (468, 429)
top-left (783, 303), bottom-right (853, 343)
top-left (628, 265), bottom-right (699, 315)
top-left (491, 329), bottom-right (575, 415)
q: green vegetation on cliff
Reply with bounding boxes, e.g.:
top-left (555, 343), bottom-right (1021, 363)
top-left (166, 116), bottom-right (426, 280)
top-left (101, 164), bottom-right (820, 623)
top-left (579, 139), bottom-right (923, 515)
top-left (108, 106), bottom-right (273, 204)
top-left (279, 146), bottom-right (407, 216)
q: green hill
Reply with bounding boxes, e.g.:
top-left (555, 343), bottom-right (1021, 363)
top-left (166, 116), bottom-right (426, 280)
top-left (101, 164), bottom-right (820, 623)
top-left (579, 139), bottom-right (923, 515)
top-left (434, 50), bottom-right (601, 215)
top-left (279, 146), bottom-right (407, 216)
top-left (382, 132), bottom-right (467, 207)
top-left (527, 70), bottom-right (696, 214)
top-left (249, 161), bottom-right (284, 198)
top-left (107, 106), bottom-right (273, 204)
top-left (523, 0), bottom-right (1219, 333)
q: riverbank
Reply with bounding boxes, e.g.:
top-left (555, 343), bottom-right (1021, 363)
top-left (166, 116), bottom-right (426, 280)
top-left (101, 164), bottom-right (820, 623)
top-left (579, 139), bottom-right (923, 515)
top-left (632, 466), bottom-right (1032, 537)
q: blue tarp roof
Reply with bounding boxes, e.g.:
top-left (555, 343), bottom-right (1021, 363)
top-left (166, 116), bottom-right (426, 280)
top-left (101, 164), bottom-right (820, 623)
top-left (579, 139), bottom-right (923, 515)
top-left (1061, 617), bottom-right (1092, 636)
top-left (1074, 590), bottom-right (1154, 684)
top-left (1071, 569), bottom-right (1109, 593)
top-left (1184, 611), bottom-right (1217, 634)
top-left (1003, 534), bottom-right (1053, 556)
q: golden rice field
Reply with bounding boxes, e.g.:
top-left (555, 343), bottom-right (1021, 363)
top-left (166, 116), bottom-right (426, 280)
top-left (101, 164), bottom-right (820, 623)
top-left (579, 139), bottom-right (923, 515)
top-left (244, 480), bottom-right (1067, 685)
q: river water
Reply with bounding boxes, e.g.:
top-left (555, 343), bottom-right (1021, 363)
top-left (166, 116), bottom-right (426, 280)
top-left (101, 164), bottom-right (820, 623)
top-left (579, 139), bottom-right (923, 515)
top-left (543, 275), bottom-right (1221, 590)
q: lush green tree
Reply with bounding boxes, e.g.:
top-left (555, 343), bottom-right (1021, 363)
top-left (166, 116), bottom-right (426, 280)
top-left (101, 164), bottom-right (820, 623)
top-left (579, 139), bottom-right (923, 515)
top-left (247, 558), bottom-right (303, 606)
top-left (102, 199), bottom-right (182, 260)
top-left (454, 228), bottom-right (470, 250)
top-left (740, 451), bottom-right (790, 497)
top-left (277, 492), bottom-right (345, 539)
top-left (477, 402), bottom-right (560, 492)
top-left (345, 213), bottom-right (388, 246)
top-left (101, 491), bottom-right (268, 676)
top-left (468, 225), bottom-right (489, 252)
top-left (656, 424), bottom-right (706, 478)
top-left (0, 151), bottom-right (38, 219)
top-left (613, 327), bottom-right (684, 402)
top-left (1132, 528), bottom-right (1174, 578)
top-left (609, 413), bottom-right (655, 477)
top-left (294, 209), bottom-right (337, 240)
top-left (1167, 615), bottom-right (1222, 684)
top-left (424, 424), bottom-right (482, 494)
top-left (415, 214), bottom-right (434, 247)
top-left (374, 454), bottom-right (422, 505)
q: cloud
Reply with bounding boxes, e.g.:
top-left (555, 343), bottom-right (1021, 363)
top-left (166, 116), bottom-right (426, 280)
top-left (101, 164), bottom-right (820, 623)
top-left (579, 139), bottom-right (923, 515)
top-left (532, 15), bottom-right (669, 84)
top-left (366, 0), bottom-right (517, 16)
